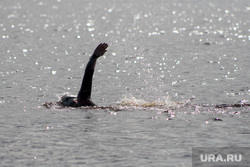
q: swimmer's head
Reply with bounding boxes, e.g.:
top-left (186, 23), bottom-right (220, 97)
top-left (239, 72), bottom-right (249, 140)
top-left (60, 95), bottom-right (77, 107)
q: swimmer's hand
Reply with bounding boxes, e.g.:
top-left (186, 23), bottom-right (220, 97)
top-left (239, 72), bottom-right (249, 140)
top-left (92, 43), bottom-right (108, 58)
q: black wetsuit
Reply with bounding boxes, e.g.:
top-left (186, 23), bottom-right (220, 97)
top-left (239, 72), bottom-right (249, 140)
top-left (61, 54), bottom-right (99, 107)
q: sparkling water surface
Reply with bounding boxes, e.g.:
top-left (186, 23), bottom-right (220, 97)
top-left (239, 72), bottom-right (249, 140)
top-left (0, 0), bottom-right (249, 166)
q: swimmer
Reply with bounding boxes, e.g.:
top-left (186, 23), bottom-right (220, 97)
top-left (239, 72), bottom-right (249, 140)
top-left (60, 43), bottom-right (108, 107)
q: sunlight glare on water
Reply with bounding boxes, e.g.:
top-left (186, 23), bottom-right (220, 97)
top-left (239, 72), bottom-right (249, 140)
top-left (0, 0), bottom-right (249, 166)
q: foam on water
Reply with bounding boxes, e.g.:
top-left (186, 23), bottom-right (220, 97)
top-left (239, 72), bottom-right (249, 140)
top-left (118, 94), bottom-right (187, 109)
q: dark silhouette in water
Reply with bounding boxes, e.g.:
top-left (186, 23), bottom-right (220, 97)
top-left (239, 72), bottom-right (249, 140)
top-left (60, 43), bottom-right (108, 107)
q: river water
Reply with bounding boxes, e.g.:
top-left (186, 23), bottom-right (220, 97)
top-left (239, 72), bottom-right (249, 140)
top-left (0, 0), bottom-right (249, 166)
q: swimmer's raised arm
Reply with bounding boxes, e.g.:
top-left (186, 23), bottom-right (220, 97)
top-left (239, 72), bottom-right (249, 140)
top-left (77, 43), bottom-right (108, 106)
top-left (60, 43), bottom-right (109, 107)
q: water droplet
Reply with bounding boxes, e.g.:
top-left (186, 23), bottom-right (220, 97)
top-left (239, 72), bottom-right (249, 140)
top-left (172, 30), bottom-right (179, 34)
top-left (88, 27), bottom-right (95, 32)
top-left (52, 71), bottom-right (56, 75)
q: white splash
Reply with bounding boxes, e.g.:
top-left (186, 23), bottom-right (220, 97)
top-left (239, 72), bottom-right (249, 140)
top-left (118, 94), bottom-right (186, 109)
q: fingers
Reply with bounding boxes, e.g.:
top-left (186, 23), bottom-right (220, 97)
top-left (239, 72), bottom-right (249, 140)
top-left (97, 43), bottom-right (108, 50)
top-left (92, 43), bottom-right (108, 58)
top-left (102, 43), bottom-right (108, 49)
